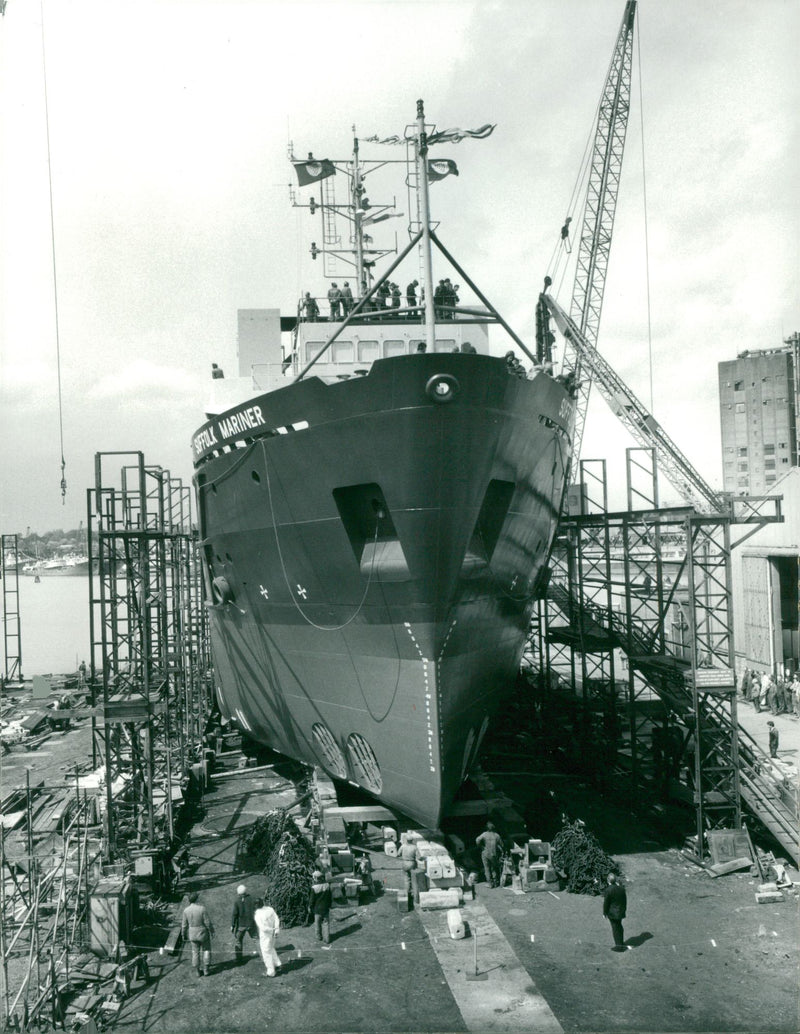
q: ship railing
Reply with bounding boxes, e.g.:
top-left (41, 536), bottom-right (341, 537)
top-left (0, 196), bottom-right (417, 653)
top-left (297, 295), bottom-right (495, 325)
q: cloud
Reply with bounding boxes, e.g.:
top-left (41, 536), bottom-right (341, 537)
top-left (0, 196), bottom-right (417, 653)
top-left (88, 359), bottom-right (199, 402)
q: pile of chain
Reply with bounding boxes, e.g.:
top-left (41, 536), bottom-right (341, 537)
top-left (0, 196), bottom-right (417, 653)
top-left (551, 819), bottom-right (621, 894)
top-left (241, 809), bottom-right (316, 926)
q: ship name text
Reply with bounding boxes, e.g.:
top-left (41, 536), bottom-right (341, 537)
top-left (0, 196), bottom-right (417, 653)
top-left (558, 398), bottom-right (575, 425)
top-left (193, 404), bottom-right (266, 456)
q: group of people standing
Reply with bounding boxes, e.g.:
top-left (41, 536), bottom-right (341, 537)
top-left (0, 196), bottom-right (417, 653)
top-left (300, 277), bottom-right (464, 322)
top-left (740, 668), bottom-right (800, 719)
top-left (180, 885), bottom-right (279, 978)
top-left (433, 278), bottom-right (459, 318)
top-left (181, 875), bottom-right (334, 979)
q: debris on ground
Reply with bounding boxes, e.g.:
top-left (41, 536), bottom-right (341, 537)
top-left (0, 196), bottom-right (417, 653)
top-left (550, 819), bottom-right (621, 894)
top-left (241, 808), bottom-right (316, 925)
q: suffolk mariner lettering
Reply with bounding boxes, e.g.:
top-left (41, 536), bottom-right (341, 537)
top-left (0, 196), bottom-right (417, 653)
top-left (193, 405), bottom-right (266, 457)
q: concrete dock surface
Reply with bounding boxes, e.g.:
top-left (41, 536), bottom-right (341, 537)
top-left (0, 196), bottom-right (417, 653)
top-left (106, 760), bottom-right (798, 1034)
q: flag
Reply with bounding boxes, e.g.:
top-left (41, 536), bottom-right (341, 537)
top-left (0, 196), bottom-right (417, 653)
top-left (362, 210), bottom-right (405, 226)
top-left (427, 159), bottom-right (459, 183)
top-left (292, 159), bottom-right (336, 187)
top-left (427, 124), bottom-right (496, 145)
top-left (362, 134), bottom-right (407, 145)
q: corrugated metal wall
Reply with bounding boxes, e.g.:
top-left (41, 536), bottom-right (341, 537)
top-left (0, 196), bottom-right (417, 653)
top-left (742, 555), bottom-right (773, 669)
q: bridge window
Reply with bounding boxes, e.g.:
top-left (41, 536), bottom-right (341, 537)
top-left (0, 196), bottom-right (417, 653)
top-left (383, 340), bottom-right (407, 357)
top-left (332, 340), bottom-right (354, 363)
top-left (357, 340), bottom-right (380, 362)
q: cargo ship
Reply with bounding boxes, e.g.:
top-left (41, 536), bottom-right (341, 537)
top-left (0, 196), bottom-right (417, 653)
top-left (192, 102), bottom-right (576, 827)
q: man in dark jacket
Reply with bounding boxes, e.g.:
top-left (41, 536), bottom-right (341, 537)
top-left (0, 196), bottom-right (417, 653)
top-left (603, 873), bottom-right (627, 951)
top-left (231, 884), bottom-right (257, 963)
top-left (767, 721), bottom-right (779, 759)
top-left (308, 871), bottom-right (332, 943)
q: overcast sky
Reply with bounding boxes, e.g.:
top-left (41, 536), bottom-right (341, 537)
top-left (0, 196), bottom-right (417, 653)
top-left (1, 0), bottom-right (798, 536)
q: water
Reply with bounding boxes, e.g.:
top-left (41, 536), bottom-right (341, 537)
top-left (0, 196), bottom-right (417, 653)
top-left (2, 575), bottom-right (91, 677)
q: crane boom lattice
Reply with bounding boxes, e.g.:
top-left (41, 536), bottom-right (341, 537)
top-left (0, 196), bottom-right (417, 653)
top-left (565, 0), bottom-right (637, 474)
top-left (547, 295), bottom-right (724, 513)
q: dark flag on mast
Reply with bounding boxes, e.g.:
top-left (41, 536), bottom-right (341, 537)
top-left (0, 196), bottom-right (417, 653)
top-left (427, 124), bottom-right (496, 144)
top-left (292, 158), bottom-right (336, 187)
top-left (427, 159), bottom-right (459, 182)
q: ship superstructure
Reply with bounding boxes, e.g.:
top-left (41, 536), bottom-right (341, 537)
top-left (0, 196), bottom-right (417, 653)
top-left (192, 102), bottom-right (575, 826)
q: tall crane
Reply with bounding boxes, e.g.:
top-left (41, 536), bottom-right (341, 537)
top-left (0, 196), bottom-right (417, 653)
top-left (541, 1), bottom-right (725, 514)
top-left (559, 0), bottom-right (638, 477)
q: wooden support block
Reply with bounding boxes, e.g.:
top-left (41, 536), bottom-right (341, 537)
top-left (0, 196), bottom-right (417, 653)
top-left (320, 804), bottom-right (398, 823)
top-left (709, 857), bottom-right (752, 877)
top-left (162, 926), bottom-right (182, 956)
top-left (419, 888), bottom-right (463, 910)
top-left (446, 908), bottom-right (466, 939)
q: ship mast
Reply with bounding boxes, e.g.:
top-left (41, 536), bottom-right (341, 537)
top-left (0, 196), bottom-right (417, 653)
top-left (414, 99), bottom-right (437, 352)
top-left (351, 130), bottom-right (366, 297)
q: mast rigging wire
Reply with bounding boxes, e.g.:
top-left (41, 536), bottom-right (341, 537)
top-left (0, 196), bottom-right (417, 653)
top-left (40, 1), bottom-right (67, 503)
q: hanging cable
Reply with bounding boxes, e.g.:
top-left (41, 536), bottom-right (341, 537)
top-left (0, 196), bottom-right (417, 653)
top-left (636, 18), bottom-right (654, 413)
top-left (40, 1), bottom-right (67, 503)
top-left (545, 37), bottom-right (617, 295)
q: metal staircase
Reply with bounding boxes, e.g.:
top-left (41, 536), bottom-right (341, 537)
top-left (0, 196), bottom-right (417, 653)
top-left (541, 512), bottom-right (798, 863)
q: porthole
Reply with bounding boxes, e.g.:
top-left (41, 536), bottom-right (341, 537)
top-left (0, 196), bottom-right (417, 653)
top-left (346, 733), bottom-right (383, 794)
top-left (425, 373), bottom-right (460, 404)
top-left (211, 576), bottom-right (233, 605)
top-left (312, 724), bottom-right (347, 779)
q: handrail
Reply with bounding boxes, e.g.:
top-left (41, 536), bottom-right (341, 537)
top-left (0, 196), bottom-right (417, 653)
top-left (545, 575), bottom-right (799, 860)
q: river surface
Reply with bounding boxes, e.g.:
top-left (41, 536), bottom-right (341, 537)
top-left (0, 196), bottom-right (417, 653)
top-left (1, 574), bottom-right (90, 677)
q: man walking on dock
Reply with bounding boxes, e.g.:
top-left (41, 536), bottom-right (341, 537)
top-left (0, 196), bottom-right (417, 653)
top-left (400, 833), bottom-right (419, 895)
top-left (476, 822), bottom-right (502, 888)
top-left (231, 884), bottom-right (257, 963)
top-left (181, 891), bottom-right (214, 977)
top-left (308, 870), bottom-right (332, 944)
top-left (603, 873), bottom-right (627, 952)
top-left (254, 897), bottom-right (282, 977)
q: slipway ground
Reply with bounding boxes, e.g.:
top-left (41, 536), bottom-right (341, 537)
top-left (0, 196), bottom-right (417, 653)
top-left (107, 762), bottom-right (799, 1034)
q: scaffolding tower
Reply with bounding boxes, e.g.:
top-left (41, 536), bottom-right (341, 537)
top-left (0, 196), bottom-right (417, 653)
top-left (528, 449), bottom-right (794, 860)
top-left (87, 452), bottom-right (210, 863)
top-left (1, 534), bottom-right (22, 682)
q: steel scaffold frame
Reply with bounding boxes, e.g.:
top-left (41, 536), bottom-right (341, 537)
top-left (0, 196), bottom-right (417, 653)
top-left (87, 452), bottom-right (208, 862)
top-left (1, 534), bottom-right (22, 682)
top-left (527, 452), bottom-right (793, 857)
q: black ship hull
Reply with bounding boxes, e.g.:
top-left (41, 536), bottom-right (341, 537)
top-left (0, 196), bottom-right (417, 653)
top-left (194, 353), bottom-right (573, 827)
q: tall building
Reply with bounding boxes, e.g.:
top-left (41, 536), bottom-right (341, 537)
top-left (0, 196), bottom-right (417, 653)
top-left (718, 334), bottom-right (799, 496)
